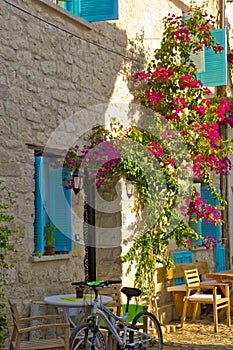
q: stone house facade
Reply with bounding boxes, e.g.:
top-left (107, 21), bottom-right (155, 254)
top-left (1, 0), bottom-right (233, 330)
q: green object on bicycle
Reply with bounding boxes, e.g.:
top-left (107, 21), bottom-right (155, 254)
top-left (87, 280), bottom-right (104, 287)
top-left (122, 303), bottom-right (144, 322)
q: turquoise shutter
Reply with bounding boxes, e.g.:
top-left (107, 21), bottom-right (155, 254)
top-left (197, 28), bottom-right (227, 86)
top-left (189, 213), bottom-right (202, 246)
top-left (214, 245), bottom-right (226, 272)
top-left (182, 12), bottom-right (205, 73)
top-left (190, 50), bottom-right (205, 73)
top-left (47, 166), bottom-right (72, 253)
top-left (173, 251), bottom-right (192, 285)
top-left (34, 157), bottom-right (45, 254)
top-left (63, 0), bottom-right (118, 22)
top-left (201, 186), bottom-right (221, 242)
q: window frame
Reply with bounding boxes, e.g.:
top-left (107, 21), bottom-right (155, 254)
top-left (34, 154), bottom-right (72, 256)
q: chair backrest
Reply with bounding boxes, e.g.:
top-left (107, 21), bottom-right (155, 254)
top-left (184, 268), bottom-right (201, 288)
top-left (9, 301), bottom-right (20, 331)
top-left (101, 285), bottom-right (121, 315)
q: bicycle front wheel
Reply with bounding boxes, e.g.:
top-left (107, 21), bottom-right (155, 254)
top-left (130, 311), bottom-right (163, 350)
top-left (69, 323), bottom-right (106, 350)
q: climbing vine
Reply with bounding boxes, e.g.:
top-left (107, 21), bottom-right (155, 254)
top-left (0, 180), bottom-right (15, 347)
top-left (64, 5), bottom-right (233, 296)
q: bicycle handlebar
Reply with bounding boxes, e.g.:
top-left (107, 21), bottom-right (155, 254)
top-left (72, 279), bottom-right (121, 288)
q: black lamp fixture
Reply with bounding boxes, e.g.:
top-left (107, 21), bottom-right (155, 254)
top-left (126, 180), bottom-right (135, 198)
top-left (72, 170), bottom-right (85, 194)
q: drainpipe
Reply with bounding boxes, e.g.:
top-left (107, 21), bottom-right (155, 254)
top-left (83, 175), bottom-right (96, 282)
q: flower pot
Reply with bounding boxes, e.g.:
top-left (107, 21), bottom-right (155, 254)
top-left (45, 246), bottom-right (55, 255)
top-left (76, 287), bottom-right (84, 298)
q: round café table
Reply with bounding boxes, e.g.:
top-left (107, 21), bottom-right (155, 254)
top-left (44, 294), bottom-right (112, 328)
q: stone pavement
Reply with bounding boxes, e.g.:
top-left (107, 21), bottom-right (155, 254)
top-left (162, 314), bottom-right (233, 350)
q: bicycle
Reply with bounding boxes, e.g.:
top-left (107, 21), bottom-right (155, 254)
top-left (69, 279), bottom-right (163, 350)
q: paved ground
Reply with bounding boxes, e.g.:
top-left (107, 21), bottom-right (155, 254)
top-left (162, 313), bottom-right (233, 350)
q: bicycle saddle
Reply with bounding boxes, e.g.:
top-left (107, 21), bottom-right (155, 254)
top-left (121, 287), bottom-right (141, 299)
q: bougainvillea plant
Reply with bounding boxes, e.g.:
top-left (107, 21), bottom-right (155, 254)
top-left (63, 5), bottom-right (233, 295)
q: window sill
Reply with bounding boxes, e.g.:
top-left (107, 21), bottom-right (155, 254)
top-left (191, 246), bottom-right (212, 251)
top-left (37, 0), bottom-right (93, 29)
top-left (31, 253), bottom-right (72, 263)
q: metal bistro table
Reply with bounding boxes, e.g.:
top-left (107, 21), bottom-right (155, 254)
top-left (44, 294), bottom-right (112, 328)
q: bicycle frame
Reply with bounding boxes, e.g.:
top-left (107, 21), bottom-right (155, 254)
top-left (70, 281), bottom-right (159, 349)
top-left (88, 299), bottom-right (152, 348)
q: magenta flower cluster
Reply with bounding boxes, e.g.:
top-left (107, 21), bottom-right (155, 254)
top-left (186, 234), bottom-right (222, 249)
top-left (186, 189), bottom-right (222, 226)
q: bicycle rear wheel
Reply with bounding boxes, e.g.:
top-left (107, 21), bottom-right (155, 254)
top-left (130, 311), bottom-right (163, 350)
top-left (70, 323), bottom-right (106, 350)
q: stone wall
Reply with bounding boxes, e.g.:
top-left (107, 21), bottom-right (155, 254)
top-left (0, 0), bottom-right (227, 336)
top-left (1, 0), bottom-right (182, 315)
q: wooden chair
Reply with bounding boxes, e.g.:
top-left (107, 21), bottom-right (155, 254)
top-left (101, 285), bottom-right (122, 316)
top-left (9, 300), bottom-right (70, 350)
top-left (181, 268), bottom-right (231, 332)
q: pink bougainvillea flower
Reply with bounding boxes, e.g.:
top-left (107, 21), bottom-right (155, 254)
top-left (162, 130), bottom-right (176, 140)
top-left (227, 53), bottom-right (233, 63)
top-left (174, 28), bottom-right (191, 42)
top-left (134, 71), bottom-right (150, 80)
top-left (151, 66), bottom-right (174, 82)
top-left (148, 142), bottom-right (164, 157)
top-left (180, 75), bottom-right (202, 89)
top-left (163, 158), bottom-right (175, 167)
top-left (146, 90), bottom-right (163, 108)
top-left (213, 45), bottom-right (224, 53)
top-left (192, 105), bottom-right (206, 115)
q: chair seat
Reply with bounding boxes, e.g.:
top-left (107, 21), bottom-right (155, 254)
top-left (12, 337), bottom-right (65, 350)
top-left (189, 293), bottom-right (222, 302)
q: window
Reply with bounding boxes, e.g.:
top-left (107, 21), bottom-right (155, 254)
top-left (34, 155), bottom-right (72, 255)
top-left (60, 0), bottom-right (118, 22)
top-left (183, 12), bottom-right (227, 87)
top-left (173, 251), bottom-right (193, 285)
top-left (196, 29), bottom-right (227, 87)
top-left (189, 185), bottom-right (221, 246)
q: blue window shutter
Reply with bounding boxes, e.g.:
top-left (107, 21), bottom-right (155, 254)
top-left (34, 157), bottom-right (45, 254)
top-left (63, 0), bottom-right (118, 22)
top-left (182, 12), bottom-right (205, 73)
top-left (47, 166), bottom-right (72, 252)
top-left (173, 251), bottom-right (192, 285)
top-left (200, 186), bottom-right (221, 242)
top-left (190, 50), bottom-right (205, 73)
top-left (197, 28), bottom-right (227, 86)
top-left (189, 213), bottom-right (202, 246)
top-left (214, 245), bottom-right (226, 272)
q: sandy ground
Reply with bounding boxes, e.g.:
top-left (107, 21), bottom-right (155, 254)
top-left (163, 313), bottom-right (233, 350)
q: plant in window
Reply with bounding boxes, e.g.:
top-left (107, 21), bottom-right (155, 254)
top-left (44, 222), bottom-right (57, 255)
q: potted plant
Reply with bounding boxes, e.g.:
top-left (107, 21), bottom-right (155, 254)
top-left (44, 222), bottom-right (56, 255)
